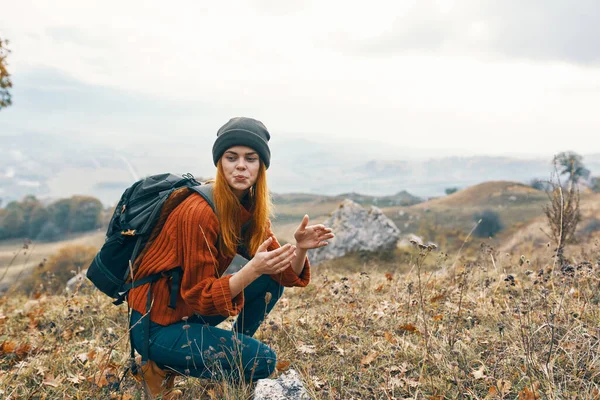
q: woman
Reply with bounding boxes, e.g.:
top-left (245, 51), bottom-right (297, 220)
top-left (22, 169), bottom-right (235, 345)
top-left (128, 117), bottom-right (334, 398)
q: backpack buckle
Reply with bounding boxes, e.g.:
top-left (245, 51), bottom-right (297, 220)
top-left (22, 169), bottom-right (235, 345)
top-left (121, 229), bottom-right (136, 236)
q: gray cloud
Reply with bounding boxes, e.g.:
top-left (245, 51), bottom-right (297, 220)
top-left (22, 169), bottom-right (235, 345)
top-left (0, 67), bottom-right (232, 147)
top-left (352, 0), bottom-right (600, 65)
top-left (485, 0), bottom-right (600, 64)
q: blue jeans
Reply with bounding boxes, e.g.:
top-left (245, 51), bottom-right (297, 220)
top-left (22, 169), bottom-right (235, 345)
top-left (130, 274), bottom-right (284, 382)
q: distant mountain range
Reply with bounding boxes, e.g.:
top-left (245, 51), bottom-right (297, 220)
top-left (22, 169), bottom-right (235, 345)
top-left (2, 131), bottom-right (599, 207)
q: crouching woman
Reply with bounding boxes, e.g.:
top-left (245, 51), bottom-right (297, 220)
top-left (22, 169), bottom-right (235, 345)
top-left (127, 117), bottom-right (334, 398)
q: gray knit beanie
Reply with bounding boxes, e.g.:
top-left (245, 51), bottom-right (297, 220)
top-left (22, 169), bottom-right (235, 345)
top-left (212, 117), bottom-right (271, 169)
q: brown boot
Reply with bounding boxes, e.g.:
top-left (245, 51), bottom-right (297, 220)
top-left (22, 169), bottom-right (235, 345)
top-left (132, 359), bottom-right (183, 400)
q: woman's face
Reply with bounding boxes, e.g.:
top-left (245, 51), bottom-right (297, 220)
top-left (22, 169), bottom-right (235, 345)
top-left (221, 145), bottom-right (261, 198)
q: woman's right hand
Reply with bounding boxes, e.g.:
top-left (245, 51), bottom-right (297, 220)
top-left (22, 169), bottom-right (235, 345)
top-left (248, 237), bottom-right (297, 275)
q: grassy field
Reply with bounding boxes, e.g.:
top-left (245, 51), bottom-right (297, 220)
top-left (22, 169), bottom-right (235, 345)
top-left (1, 239), bottom-right (599, 399)
top-left (2, 181), bottom-right (600, 398)
top-left (1, 181), bottom-right (598, 289)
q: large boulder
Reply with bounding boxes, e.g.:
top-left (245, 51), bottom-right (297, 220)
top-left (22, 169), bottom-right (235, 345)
top-left (308, 199), bottom-right (400, 265)
top-left (253, 369), bottom-right (310, 400)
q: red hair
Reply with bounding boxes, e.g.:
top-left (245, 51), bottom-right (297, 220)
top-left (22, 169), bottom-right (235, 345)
top-left (213, 159), bottom-right (273, 258)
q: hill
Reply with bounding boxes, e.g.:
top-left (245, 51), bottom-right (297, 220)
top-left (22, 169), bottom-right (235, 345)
top-left (375, 181), bottom-right (551, 253)
top-left (0, 230), bottom-right (105, 291)
top-left (4, 131), bottom-right (600, 206)
top-left (411, 181), bottom-right (546, 209)
top-left (500, 192), bottom-right (600, 257)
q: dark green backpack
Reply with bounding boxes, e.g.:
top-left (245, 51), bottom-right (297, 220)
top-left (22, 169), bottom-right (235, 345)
top-left (86, 173), bottom-right (216, 375)
top-left (86, 173), bottom-right (215, 306)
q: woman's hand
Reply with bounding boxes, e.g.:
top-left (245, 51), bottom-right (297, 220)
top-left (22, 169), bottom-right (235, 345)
top-left (247, 237), bottom-right (297, 275)
top-left (294, 215), bottom-right (335, 250)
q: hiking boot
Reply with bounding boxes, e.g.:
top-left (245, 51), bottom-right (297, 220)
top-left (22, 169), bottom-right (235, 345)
top-left (132, 359), bottom-right (183, 400)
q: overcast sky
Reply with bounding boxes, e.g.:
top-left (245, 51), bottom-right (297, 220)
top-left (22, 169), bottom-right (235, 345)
top-left (1, 0), bottom-right (600, 158)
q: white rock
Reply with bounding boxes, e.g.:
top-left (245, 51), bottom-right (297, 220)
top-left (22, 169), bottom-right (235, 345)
top-left (308, 199), bottom-right (400, 265)
top-left (253, 369), bottom-right (310, 400)
top-left (65, 269), bottom-right (93, 292)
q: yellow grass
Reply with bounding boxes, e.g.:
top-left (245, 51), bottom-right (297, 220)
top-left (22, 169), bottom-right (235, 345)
top-left (412, 181), bottom-right (546, 210)
top-left (1, 238), bottom-right (600, 399)
top-left (0, 231), bottom-right (105, 288)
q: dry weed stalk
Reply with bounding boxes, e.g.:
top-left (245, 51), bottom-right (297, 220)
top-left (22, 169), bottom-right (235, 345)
top-left (542, 165), bottom-right (581, 267)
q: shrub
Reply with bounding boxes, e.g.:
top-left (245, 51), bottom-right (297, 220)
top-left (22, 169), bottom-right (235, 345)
top-left (36, 221), bottom-right (62, 242)
top-left (591, 177), bottom-right (600, 193)
top-left (445, 187), bottom-right (459, 195)
top-left (473, 210), bottom-right (503, 238)
top-left (530, 179), bottom-right (551, 191)
top-left (581, 218), bottom-right (600, 235)
top-left (19, 244), bottom-right (97, 294)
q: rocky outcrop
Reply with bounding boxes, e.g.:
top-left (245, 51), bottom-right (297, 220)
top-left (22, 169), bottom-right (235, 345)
top-left (253, 369), bottom-right (310, 400)
top-left (308, 199), bottom-right (400, 265)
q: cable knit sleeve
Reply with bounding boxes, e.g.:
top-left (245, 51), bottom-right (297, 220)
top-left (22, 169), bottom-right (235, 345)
top-left (266, 224), bottom-right (311, 287)
top-left (178, 197), bottom-right (244, 317)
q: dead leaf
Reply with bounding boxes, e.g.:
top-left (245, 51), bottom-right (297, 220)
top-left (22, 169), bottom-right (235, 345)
top-left (430, 294), bottom-right (445, 303)
top-left (472, 365), bottom-right (486, 379)
top-left (311, 375), bottom-right (326, 390)
top-left (398, 324), bottom-right (420, 334)
top-left (276, 360), bottom-right (291, 372)
top-left (486, 386), bottom-right (499, 398)
top-left (388, 364), bottom-right (408, 376)
top-left (62, 328), bottom-right (73, 341)
top-left (497, 379), bottom-right (512, 395)
top-left (403, 377), bottom-right (420, 387)
top-left (384, 331), bottom-right (397, 344)
top-left (360, 351), bottom-right (378, 366)
top-left (385, 273), bottom-right (393, 281)
top-left (67, 373), bottom-right (86, 385)
top-left (88, 371), bottom-right (108, 388)
top-left (76, 352), bottom-right (88, 363)
top-left (297, 344), bottom-right (316, 354)
top-left (432, 314), bottom-right (443, 321)
top-left (375, 284), bottom-right (384, 293)
top-left (1, 340), bottom-right (16, 354)
top-left (43, 373), bottom-right (63, 387)
top-left (88, 368), bottom-right (118, 388)
top-left (388, 377), bottom-right (404, 389)
top-left (518, 387), bottom-right (539, 400)
top-left (16, 343), bottom-right (33, 358)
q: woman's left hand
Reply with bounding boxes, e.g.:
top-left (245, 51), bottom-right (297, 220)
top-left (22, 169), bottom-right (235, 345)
top-left (294, 215), bottom-right (335, 250)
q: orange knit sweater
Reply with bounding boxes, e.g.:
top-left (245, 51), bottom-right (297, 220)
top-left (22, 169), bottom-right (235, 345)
top-left (128, 193), bottom-right (310, 326)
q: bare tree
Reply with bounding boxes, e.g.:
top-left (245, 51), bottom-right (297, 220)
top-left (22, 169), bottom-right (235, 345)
top-left (542, 158), bottom-right (581, 267)
top-left (0, 36), bottom-right (12, 110)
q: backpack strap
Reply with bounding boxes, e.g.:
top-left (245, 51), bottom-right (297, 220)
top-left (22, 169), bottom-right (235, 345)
top-left (189, 184), bottom-right (216, 213)
top-left (113, 267), bottom-right (183, 306)
top-left (123, 266), bottom-right (183, 365)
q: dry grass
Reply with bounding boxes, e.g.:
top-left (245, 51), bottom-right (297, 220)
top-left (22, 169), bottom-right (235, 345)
top-left (1, 236), bottom-right (600, 399)
top-left (411, 181), bottom-right (546, 210)
top-left (0, 231), bottom-right (105, 289)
